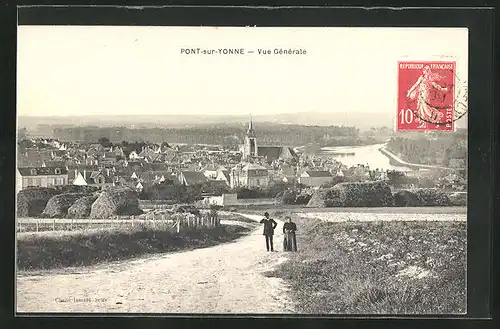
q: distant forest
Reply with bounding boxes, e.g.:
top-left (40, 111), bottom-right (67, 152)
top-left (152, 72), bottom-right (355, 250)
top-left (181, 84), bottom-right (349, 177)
top-left (386, 129), bottom-right (467, 167)
top-left (50, 123), bottom-right (374, 147)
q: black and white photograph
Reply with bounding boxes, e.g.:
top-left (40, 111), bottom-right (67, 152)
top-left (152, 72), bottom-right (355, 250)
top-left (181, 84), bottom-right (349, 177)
top-left (14, 21), bottom-right (473, 315)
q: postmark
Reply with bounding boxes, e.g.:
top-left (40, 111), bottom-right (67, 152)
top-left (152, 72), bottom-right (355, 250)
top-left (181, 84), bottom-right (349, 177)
top-left (397, 61), bottom-right (467, 131)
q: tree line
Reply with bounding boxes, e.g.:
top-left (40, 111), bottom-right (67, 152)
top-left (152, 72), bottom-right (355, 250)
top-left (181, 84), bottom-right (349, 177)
top-left (52, 124), bottom-right (361, 147)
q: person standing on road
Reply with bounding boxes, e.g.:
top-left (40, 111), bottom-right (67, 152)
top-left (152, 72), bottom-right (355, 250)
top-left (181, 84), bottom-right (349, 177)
top-left (260, 212), bottom-right (278, 252)
top-left (283, 216), bottom-right (298, 252)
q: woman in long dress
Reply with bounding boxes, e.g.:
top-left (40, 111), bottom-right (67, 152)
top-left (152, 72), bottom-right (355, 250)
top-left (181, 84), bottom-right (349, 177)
top-left (283, 216), bottom-right (297, 252)
top-left (406, 66), bottom-right (449, 128)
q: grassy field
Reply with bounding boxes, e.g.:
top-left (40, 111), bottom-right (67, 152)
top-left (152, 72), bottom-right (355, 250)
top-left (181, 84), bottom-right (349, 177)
top-left (264, 216), bottom-right (466, 314)
top-left (17, 222), bottom-right (256, 271)
top-left (233, 206), bottom-right (466, 216)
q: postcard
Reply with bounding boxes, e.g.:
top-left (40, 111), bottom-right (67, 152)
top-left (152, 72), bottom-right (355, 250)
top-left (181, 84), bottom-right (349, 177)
top-left (15, 25), bottom-right (469, 315)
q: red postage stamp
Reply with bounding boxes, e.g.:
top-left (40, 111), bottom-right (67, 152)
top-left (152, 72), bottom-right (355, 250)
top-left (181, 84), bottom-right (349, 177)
top-left (397, 61), bottom-right (456, 131)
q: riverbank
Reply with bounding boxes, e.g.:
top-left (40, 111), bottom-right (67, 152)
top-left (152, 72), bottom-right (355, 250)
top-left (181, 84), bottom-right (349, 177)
top-left (379, 147), bottom-right (456, 171)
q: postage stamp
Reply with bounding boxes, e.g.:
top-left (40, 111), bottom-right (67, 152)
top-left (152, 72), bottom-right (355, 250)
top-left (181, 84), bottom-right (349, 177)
top-left (397, 61), bottom-right (457, 131)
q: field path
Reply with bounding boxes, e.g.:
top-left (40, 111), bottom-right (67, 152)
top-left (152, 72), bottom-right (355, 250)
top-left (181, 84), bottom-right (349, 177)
top-left (16, 214), bottom-right (294, 313)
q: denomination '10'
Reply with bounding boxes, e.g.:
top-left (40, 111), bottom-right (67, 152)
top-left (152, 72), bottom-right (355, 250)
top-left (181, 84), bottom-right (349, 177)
top-left (399, 108), bottom-right (414, 124)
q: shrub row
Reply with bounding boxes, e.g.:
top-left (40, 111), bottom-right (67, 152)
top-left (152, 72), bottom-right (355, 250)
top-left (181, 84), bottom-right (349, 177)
top-left (305, 182), bottom-right (459, 207)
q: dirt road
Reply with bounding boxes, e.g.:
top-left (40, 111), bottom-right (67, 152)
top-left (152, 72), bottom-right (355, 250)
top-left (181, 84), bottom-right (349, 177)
top-left (16, 214), bottom-right (294, 313)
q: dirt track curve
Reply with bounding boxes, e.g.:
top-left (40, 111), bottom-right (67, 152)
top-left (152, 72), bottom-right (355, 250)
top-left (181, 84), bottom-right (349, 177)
top-left (16, 214), bottom-right (295, 313)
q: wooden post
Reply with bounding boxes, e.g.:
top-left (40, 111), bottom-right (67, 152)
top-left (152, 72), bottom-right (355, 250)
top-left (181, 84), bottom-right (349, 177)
top-left (177, 219), bottom-right (180, 233)
top-left (153, 214), bottom-right (156, 230)
top-left (132, 215), bottom-right (135, 227)
top-left (52, 219), bottom-right (55, 231)
top-left (36, 218), bottom-right (39, 232)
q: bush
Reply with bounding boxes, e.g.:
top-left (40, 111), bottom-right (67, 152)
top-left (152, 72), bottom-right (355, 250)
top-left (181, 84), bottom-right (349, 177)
top-left (67, 195), bottom-right (98, 218)
top-left (410, 188), bottom-right (451, 206)
top-left (274, 188), bottom-right (313, 205)
top-left (17, 187), bottom-right (60, 217)
top-left (307, 181), bottom-right (393, 207)
top-left (393, 190), bottom-right (423, 207)
top-left (295, 190), bottom-right (313, 205)
top-left (448, 192), bottom-right (467, 206)
top-left (90, 187), bottom-right (143, 219)
top-left (306, 188), bottom-right (333, 207)
top-left (42, 193), bottom-right (88, 218)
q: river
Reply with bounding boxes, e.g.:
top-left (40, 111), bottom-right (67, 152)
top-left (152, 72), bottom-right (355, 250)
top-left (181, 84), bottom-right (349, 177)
top-left (316, 143), bottom-right (412, 171)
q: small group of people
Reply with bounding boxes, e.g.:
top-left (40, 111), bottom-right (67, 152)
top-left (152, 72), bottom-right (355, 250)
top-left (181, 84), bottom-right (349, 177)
top-left (259, 212), bottom-right (297, 252)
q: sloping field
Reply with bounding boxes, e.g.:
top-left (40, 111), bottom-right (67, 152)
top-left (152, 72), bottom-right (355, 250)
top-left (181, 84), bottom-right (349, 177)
top-left (264, 217), bottom-right (466, 314)
top-left (296, 212), bottom-right (466, 222)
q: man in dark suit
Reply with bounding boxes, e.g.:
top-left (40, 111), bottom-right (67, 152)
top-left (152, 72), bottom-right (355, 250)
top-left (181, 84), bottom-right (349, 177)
top-left (260, 212), bottom-right (278, 252)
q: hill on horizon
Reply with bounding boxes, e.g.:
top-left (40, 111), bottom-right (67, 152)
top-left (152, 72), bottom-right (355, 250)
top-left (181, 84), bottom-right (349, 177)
top-left (18, 112), bottom-right (394, 131)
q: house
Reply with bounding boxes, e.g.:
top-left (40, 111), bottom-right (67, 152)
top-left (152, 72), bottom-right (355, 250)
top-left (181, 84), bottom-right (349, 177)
top-left (72, 170), bottom-right (114, 189)
top-left (202, 166), bottom-right (219, 180)
top-left (110, 146), bottom-right (125, 158)
top-left (299, 170), bottom-right (334, 187)
top-left (99, 157), bottom-right (117, 167)
top-left (282, 176), bottom-right (297, 184)
top-left (51, 150), bottom-right (67, 159)
top-left (230, 163), bottom-right (269, 189)
top-left (215, 170), bottom-right (231, 186)
top-left (128, 151), bottom-right (140, 160)
top-left (136, 171), bottom-right (180, 186)
top-left (88, 144), bottom-right (105, 153)
top-left (17, 149), bottom-right (53, 167)
top-left (42, 160), bottom-right (67, 168)
top-left (113, 175), bottom-right (131, 187)
top-left (178, 171), bottom-right (209, 186)
top-left (16, 167), bottom-right (69, 194)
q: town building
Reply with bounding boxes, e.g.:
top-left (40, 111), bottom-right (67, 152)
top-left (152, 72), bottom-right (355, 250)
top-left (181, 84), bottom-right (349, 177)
top-left (178, 171), bottom-right (209, 186)
top-left (230, 163), bottom-right (269, 189)
top-left (16, 167), bottom-right (69, 194)
top-left (298, 170), bottom-right (334, 187)
top-left (72, 170), bottom-right (114, 189)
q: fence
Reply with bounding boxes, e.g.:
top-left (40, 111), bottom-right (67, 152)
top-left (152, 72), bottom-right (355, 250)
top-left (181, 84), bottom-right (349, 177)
top-left (17, 211), bottom-right (220, 234)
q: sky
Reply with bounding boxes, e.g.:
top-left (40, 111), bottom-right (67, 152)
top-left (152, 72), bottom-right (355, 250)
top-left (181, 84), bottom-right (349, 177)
top-left (17, 26), bottom-right (468, 117)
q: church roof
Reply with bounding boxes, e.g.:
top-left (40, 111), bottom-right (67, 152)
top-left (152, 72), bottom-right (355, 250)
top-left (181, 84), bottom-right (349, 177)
top-left (257, 146), bottom-right (282, 160)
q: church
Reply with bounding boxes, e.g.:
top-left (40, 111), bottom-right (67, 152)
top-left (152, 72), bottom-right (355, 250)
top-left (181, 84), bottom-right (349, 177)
top-left (241, 119), bottom-right (298, 163)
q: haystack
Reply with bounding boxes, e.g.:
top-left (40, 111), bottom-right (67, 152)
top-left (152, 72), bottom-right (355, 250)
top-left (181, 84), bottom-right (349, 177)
top-left (410, 188), bottom-right (451, 206)
top-left (393, 190), bottom-right (424, 207)
top-left (42, 193), bottom-right (88, 218)
top-left (17, 187), bottom-right (60, 217)
top-left (67, 195), bottom-right (98, 218)
top-left (90, 186), bottom-right (143, 219)
top-left (307, 181), bottom-right (393, 207)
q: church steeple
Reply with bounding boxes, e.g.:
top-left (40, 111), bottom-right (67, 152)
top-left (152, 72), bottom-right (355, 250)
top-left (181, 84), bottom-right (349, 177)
top-left (246, 115), bottom-right (256, 138)
top-left (243, 114), bottom-right (258, 159)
